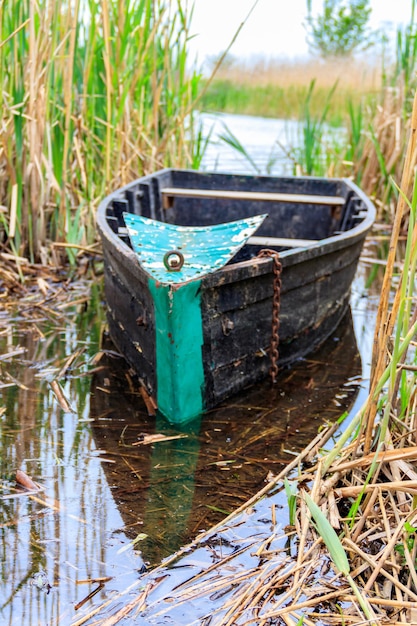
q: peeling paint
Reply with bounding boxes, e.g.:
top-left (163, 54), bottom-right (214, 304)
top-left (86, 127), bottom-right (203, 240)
top-left (123, 213), bottom-right (267, 285)
top-left (123, 213), bottom-right (268, 422)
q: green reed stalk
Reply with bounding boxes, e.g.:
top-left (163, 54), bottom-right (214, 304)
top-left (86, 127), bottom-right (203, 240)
top-left (323, 89), bottom-right (417, 474)
top-left (0, 0), bottom-right (203, 262)
top-left (305, 493), bottom-right (378, 624)
top-left (344, 99), bottom-right (364, 171)
top-left (377, 182), bottom-right (417, 446)
top-left (218, 124), bottom-right (261, 174)
top-left (391, 0), bottom-right (417, 98)
top-left (296, 79), bottom-right (337, 176)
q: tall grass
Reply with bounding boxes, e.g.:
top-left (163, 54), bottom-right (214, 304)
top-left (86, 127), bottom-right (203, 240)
top-left (355, 9), bottom-right (417, 219)
top-left (0, 0), bottom-right (202, 263)
top-left (199, 56), bottom-right (381, 127)
top-left (320, 91), bottom-right (417, 478)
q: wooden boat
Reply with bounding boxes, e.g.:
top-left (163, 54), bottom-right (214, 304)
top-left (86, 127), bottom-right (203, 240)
top-left (97, 169), bottom-right (375, 424)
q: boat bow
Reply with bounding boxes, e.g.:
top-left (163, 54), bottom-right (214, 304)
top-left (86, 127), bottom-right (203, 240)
top-left (123, 212), bottom-right (268, 285)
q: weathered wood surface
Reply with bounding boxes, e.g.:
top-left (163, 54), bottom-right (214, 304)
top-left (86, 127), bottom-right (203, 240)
top-left (161, 186), bottom-right (346, 209)
top-left (248, 235), bottom-right (318, 247)
top-left (97, 169), bottom-right (375, 421)
top-left (103, 247), bottom-right (157, 396)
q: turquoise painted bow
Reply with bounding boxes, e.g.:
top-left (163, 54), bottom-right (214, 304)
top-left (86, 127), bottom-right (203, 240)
top-left (123, 212), bottom-right (267, 423)
top-left (123, 213), bottom-right (267, 285)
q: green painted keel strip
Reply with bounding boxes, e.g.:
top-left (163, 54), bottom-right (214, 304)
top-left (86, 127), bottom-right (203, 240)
top-left (149, 279), bottom-right (205, 424)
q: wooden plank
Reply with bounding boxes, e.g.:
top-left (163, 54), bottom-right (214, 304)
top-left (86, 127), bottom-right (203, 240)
top-left (161, 187), bottom-right (345, 209)
top-left (247, 236), bottom-right (318, 248)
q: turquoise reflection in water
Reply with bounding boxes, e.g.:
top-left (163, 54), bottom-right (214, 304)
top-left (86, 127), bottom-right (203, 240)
top-left (141, 413), bottom-right (203, 556)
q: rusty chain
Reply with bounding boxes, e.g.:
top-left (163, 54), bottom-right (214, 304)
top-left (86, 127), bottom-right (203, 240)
top-left (258, 249), bottom-right (282, 383)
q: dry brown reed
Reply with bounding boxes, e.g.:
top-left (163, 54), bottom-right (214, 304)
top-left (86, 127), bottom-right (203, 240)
top-left (280, 87), bottom-right (417, 622)
top-left (261, 87), bottom-right (417, 624)
top-left (215, 55), bottom-right (382, 92)
top-left (355, 83), bottom-right (415, 222)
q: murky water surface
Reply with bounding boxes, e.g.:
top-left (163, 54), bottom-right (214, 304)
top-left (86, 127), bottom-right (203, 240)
top-left (0, 113), bottom-right (382, 624)
top-left (0, 264), bottom-right (379, 625)
top-left (199, 111), bottom-right (342, 175)
top-left (199, 112), bottom-right (301, 175)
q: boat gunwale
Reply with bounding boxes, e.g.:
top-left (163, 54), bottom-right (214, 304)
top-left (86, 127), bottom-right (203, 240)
top-left (97, 171), bottom-right (375, 288)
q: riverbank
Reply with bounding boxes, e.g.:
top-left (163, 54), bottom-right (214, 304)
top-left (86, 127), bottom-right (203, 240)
top-left (200, 56), bottom-right (382, 126)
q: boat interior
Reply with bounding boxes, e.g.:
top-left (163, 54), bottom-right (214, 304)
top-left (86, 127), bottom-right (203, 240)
top-left (103, 170), bottom-right (371, 261)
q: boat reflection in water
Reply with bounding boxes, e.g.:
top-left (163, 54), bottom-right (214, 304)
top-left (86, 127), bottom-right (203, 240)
top-left (90, 309), bottom-right (361, 567)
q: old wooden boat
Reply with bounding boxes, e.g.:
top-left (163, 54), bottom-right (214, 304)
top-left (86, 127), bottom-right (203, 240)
top-left (97, 169), bottom-right (375, 424)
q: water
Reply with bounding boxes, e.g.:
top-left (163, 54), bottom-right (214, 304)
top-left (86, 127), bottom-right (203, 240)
top-left (199, 112), bottom-right (301, 175)
top-left (198, 110), bottom-right (343, 175)
top-left (0, 113), bottom-right (380, 625)
top-left (0, 282), bottom-right (144, 625)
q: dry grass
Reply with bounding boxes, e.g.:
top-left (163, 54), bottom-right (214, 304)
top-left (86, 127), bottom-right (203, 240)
top-left (73, 419), bottom-right (417, 624)
top-left (355, 81), bottom-right (417, 225)
top-left (215, 55), bottom-right (382, 92)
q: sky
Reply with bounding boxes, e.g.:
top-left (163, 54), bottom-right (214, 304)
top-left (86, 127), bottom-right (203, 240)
top-left (189, 0), bottom-right (414, 66)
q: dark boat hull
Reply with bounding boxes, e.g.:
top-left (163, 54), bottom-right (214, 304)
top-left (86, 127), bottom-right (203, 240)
top-left (97, 170), bottom-right (375, 423)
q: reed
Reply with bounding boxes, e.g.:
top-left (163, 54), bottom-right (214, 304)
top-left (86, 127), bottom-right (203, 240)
top-left (281, 87), bottom-right (417, 622)
top-left (304, 492), bottom-right (377, 624)
top-left (199, 56), bottom-right (381, 127)
top-left (0, 0), bottom-right (203, 263)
